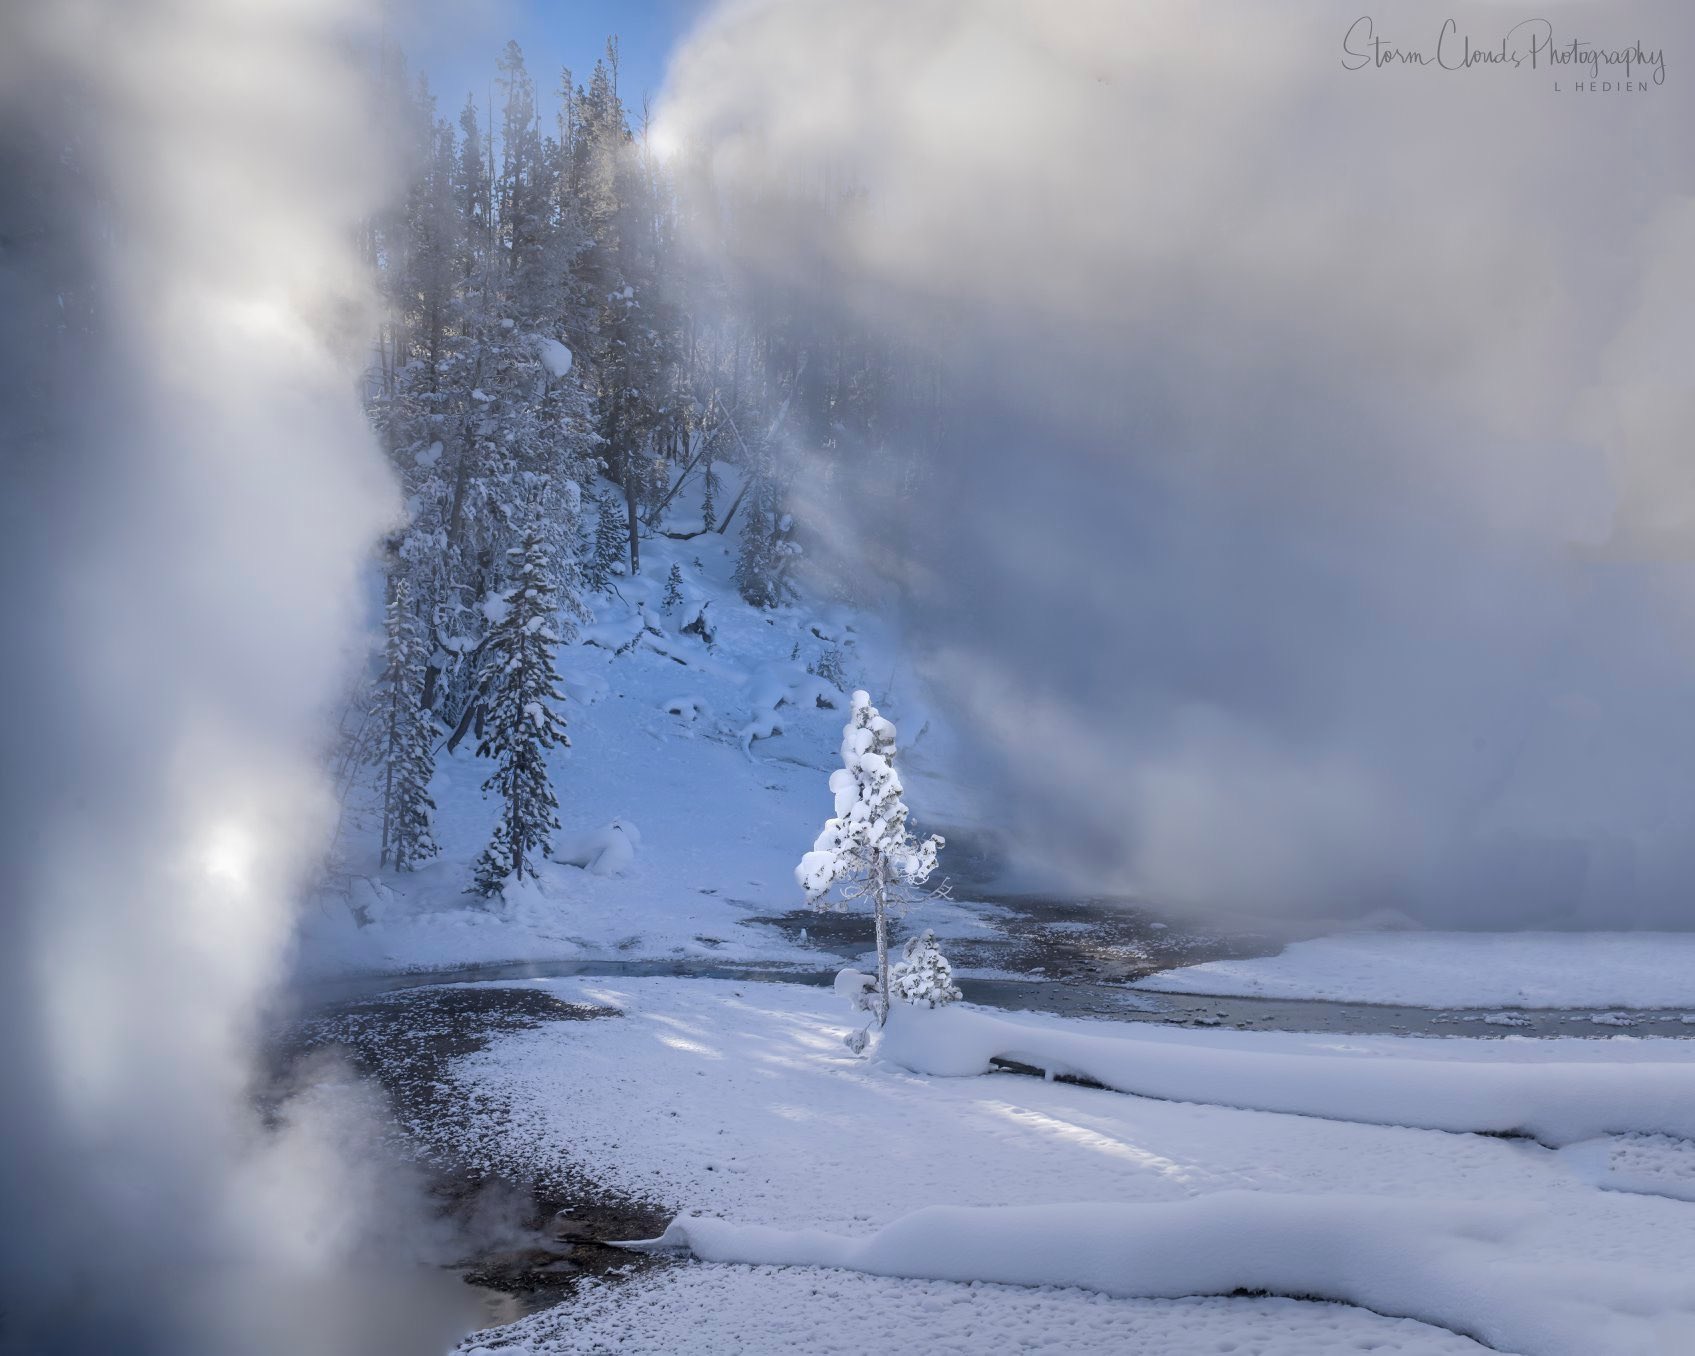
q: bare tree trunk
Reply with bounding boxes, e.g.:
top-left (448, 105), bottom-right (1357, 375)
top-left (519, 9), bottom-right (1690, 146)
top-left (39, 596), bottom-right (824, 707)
top-left (444, 695), bottom-right (481, 754)
top-left (624, 448), bottom-right (641, 576)
top-left (380, 682), bottom-right (397, 868)
top-left (873, 865), bottom-right (891, 1026)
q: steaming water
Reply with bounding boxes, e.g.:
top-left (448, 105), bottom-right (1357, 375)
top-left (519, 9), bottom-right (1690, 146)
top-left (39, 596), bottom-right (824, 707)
top-left (299, 957), bottom-right (1695, 1040)
top-left (0, 1), bottom-right (411, 1351)
top-left (657, 0), bottom-right (1695, 928)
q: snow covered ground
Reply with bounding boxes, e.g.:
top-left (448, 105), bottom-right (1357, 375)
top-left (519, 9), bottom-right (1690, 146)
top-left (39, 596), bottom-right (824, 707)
top-left (1136, 930), bottom-right (1695, 1009)
top-left (467, 1266), bottom-right (1494, 1355)
top-left (283, 480), bottom-right (1695, 1356)
top-left (444, 977), bottom-right (1695, 1356)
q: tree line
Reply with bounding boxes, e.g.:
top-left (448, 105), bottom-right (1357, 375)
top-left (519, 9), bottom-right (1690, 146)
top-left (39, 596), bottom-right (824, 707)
top-left (355, 36), bottom-right (940, 895)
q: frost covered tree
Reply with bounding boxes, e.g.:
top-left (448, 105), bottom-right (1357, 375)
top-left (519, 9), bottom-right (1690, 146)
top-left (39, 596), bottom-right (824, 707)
top-left (734, 480), bottom-right (799, 608)
top-left (471, 532), bottom-right (571, 896)
top-left (797, 690), bottom-right (944, 1025)
top-left (376, 574), bottom-right (439, 871)
top-left (662, 563), bottom-right (684, 611)
top-left (889, 930), bottom-right (961, 1008)
top-left (585, 488), bottom-right (627, 592)
top-left (699, 462), bottom-right (717, 532)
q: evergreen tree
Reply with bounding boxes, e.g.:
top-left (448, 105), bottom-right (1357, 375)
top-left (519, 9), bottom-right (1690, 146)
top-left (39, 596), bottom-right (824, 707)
top-left (472, 533), bottom-right (571, 896)
top-left (662, 563), bottom-right (683, 611)
top-left (889, 930), bottom-right (962, 1009)
top-left (734, 478), bottom-right (797, 608)
top-left (798, 691), bottom-right (944, 1026)
top-left (699, 459), bottom-right (717, 532)
top-left (454, 93), bottom-right (492, 286)
top-left (586, 488), bottom-right (626, 592)
top-left (376, 574), bottom-right (440, 871)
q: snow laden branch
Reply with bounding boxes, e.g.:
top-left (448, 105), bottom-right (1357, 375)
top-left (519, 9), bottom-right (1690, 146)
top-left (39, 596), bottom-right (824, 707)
top-left (797, 691), bottom-right (944, 1034)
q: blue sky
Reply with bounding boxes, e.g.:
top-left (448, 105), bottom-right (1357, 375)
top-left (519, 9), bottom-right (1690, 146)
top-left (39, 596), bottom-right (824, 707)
top-left (405, 0), bottom-right (706, 127)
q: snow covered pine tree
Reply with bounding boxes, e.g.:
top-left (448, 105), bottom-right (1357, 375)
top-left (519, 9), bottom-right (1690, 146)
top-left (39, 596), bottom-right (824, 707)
top-left (586, 488), bottom-right (627, 593)
top-left (889, 930), bottom-right (962, 1008)
top-left (377, 573), bottom-right (440, 871)
top-left (472, 532), bottom-right (571, 896)
top-left (797, 690), bottom-right (944, 1026)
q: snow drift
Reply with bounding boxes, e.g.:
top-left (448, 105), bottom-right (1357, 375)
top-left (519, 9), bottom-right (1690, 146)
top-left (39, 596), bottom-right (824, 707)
top-left (878, 1003), bottom-right (1695, 1146)
top-left (553, 819), bottom-right (642, 877)
top-left (625, 1192), bottom-right (1695, 1356)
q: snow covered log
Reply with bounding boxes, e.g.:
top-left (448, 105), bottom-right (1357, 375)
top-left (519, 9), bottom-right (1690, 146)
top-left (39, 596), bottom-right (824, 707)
top-left (877, 1003), bottom-right (1695, 1146)
top-left (620, 1193), bottom-right (1695, 1356)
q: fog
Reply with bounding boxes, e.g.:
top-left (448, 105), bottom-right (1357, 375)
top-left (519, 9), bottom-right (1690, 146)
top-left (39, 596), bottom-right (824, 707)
top-left (658, 0), bottom-right (1695, 926)
top-left (0, 1), bottom-right (459, 1351)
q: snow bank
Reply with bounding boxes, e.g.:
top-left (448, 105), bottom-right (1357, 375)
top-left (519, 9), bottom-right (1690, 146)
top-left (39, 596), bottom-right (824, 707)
top-left (1137, 931), bottom-right (1695, 1008)
top-left (878, 1003), bottom-right (1695, 1144)
top-left (464, 1258), bottom-right (1494, 1355)
top-left (552, 820), bottom-right (641, 876)
top-left (624, 1192), bottom-right (1695, 1356)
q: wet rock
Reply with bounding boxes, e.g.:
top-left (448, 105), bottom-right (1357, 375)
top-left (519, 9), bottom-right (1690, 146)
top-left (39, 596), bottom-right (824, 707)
top-left (548, 1213), bottom-right (596, 1242)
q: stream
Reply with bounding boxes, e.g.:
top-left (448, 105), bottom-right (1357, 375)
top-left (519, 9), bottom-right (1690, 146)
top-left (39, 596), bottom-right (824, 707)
top-left (301, 954), bottom-right (1695, 1039)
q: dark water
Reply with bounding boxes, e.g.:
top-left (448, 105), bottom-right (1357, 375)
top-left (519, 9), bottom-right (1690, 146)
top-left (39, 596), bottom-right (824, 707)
top-left (297, 956), bottom-right (1695, 1039)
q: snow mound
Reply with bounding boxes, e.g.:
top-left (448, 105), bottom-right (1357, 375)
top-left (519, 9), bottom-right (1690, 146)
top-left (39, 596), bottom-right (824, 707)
top-left (877, 1002), bottom-right (1695, 1145)
top-left (744, 662), bottom-right (837, 716)
top-left (622, 1193), bottom-right (1695, 1356)
top-left (662, 695), bottom-right (711, 722)
top-left (462, 1260), bottom-right (1494, 1355)
top-left (1136, 932), bottom-right (1695, 1009)
top-left (553, 820), bottom-right (641, 876)
top-left (833, 967), bottom-right (877, 1011)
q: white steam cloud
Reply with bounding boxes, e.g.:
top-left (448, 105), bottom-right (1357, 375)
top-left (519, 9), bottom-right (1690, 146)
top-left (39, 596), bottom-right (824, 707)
top-left (660, 0), bottom-right (1695, 925)
top-left (0, 2), bottom-right (455, 1352)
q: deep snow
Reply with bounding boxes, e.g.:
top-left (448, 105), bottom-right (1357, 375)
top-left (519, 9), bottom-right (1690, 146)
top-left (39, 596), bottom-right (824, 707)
top-left (442, 976), bottom-right (1695, 1356)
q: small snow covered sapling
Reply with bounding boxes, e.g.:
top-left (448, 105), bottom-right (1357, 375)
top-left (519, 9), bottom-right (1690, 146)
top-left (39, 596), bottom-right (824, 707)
top-left (662, 563), bottom-right (684, 611)
top-left (889, 930), bottom-right (961, 1009)
top-left (798, 691), bottom-right (944, 1031)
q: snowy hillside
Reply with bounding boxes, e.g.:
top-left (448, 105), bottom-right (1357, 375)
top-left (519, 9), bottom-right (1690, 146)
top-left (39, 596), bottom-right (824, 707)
top-left (300, 470), bottom-right (976, 979)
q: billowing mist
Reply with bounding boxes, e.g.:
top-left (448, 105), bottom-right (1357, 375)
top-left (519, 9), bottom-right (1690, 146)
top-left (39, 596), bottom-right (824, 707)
top-left (658, 0), bottom-right (1695, 926)
top-left (0, 1), bottom-right (461, 1352)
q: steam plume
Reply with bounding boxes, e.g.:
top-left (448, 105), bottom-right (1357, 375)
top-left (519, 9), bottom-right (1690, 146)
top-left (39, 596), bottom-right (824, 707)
top-left (0, 1), bottom-right (453, 1351)
top-left (658, 0), bottom-right (1695, 926)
